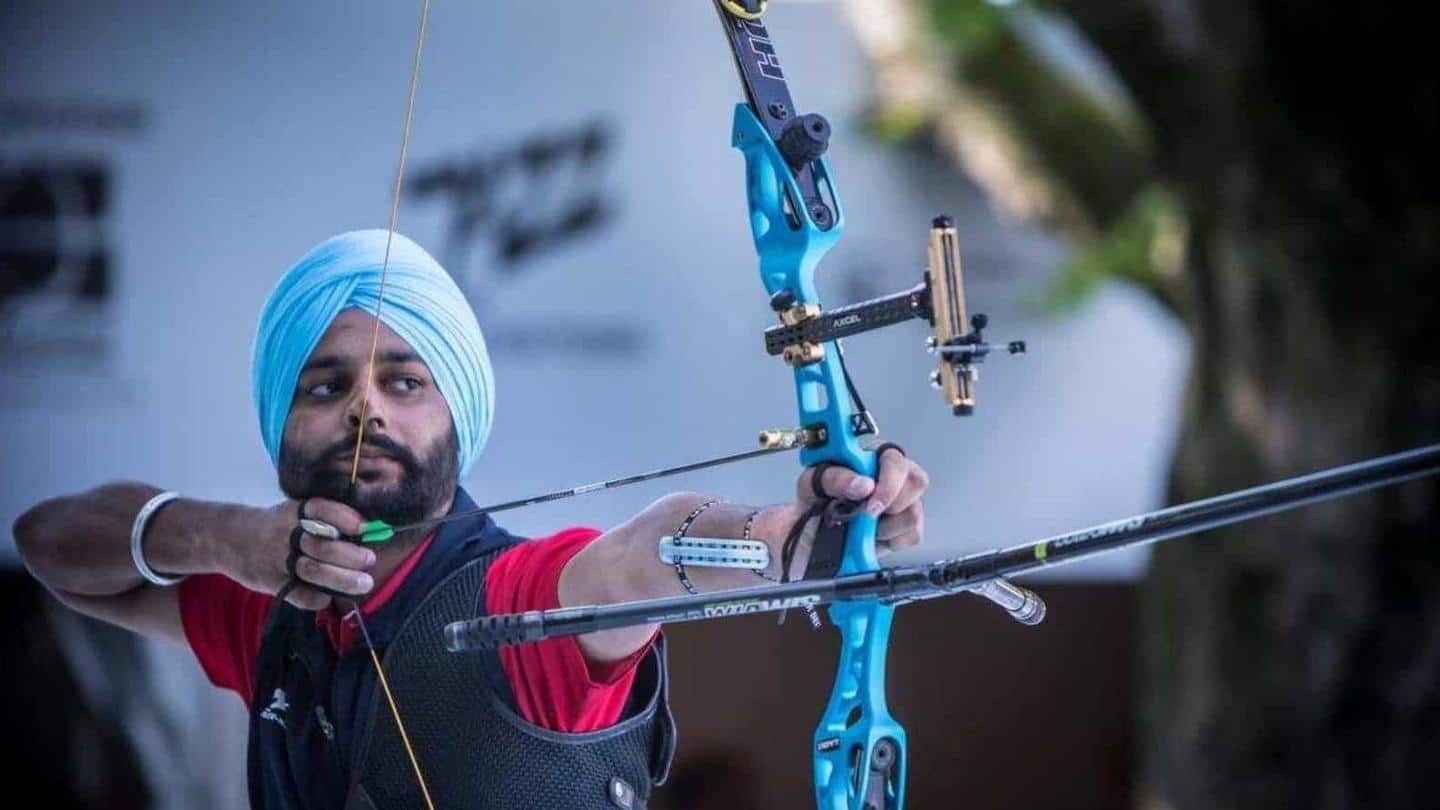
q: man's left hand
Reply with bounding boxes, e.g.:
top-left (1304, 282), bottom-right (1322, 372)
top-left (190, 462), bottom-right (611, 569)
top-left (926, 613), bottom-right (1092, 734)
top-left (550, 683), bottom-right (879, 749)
top-left (796, 446), bottom-right (929, 554)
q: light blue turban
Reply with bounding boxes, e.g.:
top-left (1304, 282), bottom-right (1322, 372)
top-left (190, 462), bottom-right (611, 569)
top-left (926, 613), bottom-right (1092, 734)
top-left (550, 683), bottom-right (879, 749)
top-left (252, 229), bottom-right (494, 477)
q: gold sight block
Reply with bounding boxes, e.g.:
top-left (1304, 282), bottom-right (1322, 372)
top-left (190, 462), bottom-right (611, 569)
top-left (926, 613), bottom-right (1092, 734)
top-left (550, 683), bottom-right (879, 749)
top-left (926, 217), bottom-right (975, 415)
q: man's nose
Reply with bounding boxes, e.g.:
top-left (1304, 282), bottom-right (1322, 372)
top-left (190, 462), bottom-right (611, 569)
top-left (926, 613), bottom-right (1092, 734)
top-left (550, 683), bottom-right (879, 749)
top-left (344, 375), bottom-right (388, 432)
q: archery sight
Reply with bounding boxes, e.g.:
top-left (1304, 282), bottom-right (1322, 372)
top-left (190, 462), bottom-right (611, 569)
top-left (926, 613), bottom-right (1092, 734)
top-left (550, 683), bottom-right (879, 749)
top-left (763, 215), bottom-right (1027, 417)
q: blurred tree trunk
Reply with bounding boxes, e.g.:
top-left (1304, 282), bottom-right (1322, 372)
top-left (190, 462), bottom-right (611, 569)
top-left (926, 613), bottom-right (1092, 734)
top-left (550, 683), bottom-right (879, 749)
top-left (1077, 4), bottom-right (1440, 808)
top-left (849, 1), bottom-right (1439, 806)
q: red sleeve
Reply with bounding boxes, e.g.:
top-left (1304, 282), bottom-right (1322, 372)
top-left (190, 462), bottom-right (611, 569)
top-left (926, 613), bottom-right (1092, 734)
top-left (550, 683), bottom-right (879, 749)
top-left (484, 528), bottom-right (657, 732)
top-left (178, 574), bottom-right (275, 708)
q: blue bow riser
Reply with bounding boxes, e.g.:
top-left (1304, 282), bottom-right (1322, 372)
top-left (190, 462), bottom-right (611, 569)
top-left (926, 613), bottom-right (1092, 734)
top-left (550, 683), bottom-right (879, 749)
top-left (731, 102), bottom-right (907, 810)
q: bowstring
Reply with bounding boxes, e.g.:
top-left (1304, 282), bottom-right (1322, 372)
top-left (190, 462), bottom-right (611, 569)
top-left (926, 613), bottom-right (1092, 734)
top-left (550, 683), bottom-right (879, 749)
top-left (350, 0), bottom-right (429, 485)
top-left (348, 0), bottom-right (434, 807)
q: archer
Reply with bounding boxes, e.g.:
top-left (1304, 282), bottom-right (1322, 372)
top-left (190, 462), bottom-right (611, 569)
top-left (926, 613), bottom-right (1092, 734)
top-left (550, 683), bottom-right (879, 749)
top-left (12, 229), bottom-right (932, 808)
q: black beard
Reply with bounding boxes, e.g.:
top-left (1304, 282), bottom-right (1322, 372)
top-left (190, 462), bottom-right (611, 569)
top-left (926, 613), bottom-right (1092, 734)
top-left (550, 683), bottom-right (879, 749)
top-left (277, 429), bottom-right (458, 527)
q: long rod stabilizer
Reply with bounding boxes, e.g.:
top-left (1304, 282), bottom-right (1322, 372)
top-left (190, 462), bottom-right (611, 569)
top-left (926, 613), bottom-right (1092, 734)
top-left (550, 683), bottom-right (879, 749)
top-left (444, 442), bottom-right (1440, 650)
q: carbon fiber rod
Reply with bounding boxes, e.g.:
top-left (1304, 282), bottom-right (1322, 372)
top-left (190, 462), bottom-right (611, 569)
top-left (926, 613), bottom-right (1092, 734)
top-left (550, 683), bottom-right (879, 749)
top-left (445, 443), bottom-right (1440, 651)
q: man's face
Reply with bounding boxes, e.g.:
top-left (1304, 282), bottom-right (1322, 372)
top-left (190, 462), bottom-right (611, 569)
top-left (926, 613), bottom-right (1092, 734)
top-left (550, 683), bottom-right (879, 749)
top-left (277, 309), bottom-right (457, 525)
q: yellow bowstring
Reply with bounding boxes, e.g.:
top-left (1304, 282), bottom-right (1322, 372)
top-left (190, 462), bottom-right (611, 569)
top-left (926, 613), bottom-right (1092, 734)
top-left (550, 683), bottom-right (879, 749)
top-left (349, 0), bottom-right (434, 807)
top-left (719, 0), bottom-right (767, 21)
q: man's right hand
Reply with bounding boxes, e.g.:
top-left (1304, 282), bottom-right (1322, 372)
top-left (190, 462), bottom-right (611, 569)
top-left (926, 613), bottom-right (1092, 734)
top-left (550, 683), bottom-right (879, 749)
top-left (216, 498), bottom-right (378, 611)
top-left (15, 484), bottom-right (377, 645)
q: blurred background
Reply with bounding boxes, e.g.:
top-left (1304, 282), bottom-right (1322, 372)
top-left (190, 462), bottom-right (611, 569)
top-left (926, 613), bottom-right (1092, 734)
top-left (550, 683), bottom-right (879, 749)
top-left (2, 0), bottom-right (1435, 808)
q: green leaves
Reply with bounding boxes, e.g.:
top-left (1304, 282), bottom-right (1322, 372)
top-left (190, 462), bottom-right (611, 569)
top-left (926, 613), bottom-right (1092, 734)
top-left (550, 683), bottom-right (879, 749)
top-left (1044, 186), bottom-right (1184, 314)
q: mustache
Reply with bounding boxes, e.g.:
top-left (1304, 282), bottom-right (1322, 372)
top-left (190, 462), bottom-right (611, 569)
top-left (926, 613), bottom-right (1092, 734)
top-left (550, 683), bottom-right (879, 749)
top-left (277, 427), bottom-right (456, 526)
top-left (320, 434), bottom-right (420, 470)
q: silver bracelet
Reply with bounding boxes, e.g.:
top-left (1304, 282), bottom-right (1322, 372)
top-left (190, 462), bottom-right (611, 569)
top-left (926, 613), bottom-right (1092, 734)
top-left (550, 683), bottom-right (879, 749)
top-left (130, 491), bottom-right (184, 586)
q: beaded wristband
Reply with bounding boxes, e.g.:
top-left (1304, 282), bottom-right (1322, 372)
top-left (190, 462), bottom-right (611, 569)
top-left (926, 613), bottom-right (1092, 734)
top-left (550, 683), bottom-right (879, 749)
top-left (669, 499), bottom-right (719, 595)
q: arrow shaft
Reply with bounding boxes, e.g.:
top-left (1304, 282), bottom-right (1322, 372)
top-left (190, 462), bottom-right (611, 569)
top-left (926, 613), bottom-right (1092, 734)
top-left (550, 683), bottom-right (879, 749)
top-left (371, 443), bottom-right (796, 540)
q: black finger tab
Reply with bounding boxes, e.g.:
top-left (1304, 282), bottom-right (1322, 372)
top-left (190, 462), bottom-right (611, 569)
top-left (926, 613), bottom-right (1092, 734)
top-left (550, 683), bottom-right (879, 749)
top-left (287, 525), bottom-right (306, 578)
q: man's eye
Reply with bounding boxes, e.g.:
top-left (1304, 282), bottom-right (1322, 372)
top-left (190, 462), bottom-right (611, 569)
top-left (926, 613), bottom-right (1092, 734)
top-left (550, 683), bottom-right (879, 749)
top-left (306, 381), bottom-right (342, 397)
top-left (387, 377), bottom-right (422, 393)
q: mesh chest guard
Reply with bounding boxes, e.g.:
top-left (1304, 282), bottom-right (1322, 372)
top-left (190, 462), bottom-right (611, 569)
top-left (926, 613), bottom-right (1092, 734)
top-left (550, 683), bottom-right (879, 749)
top-left (346, 550), bottom-right (675, 810)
